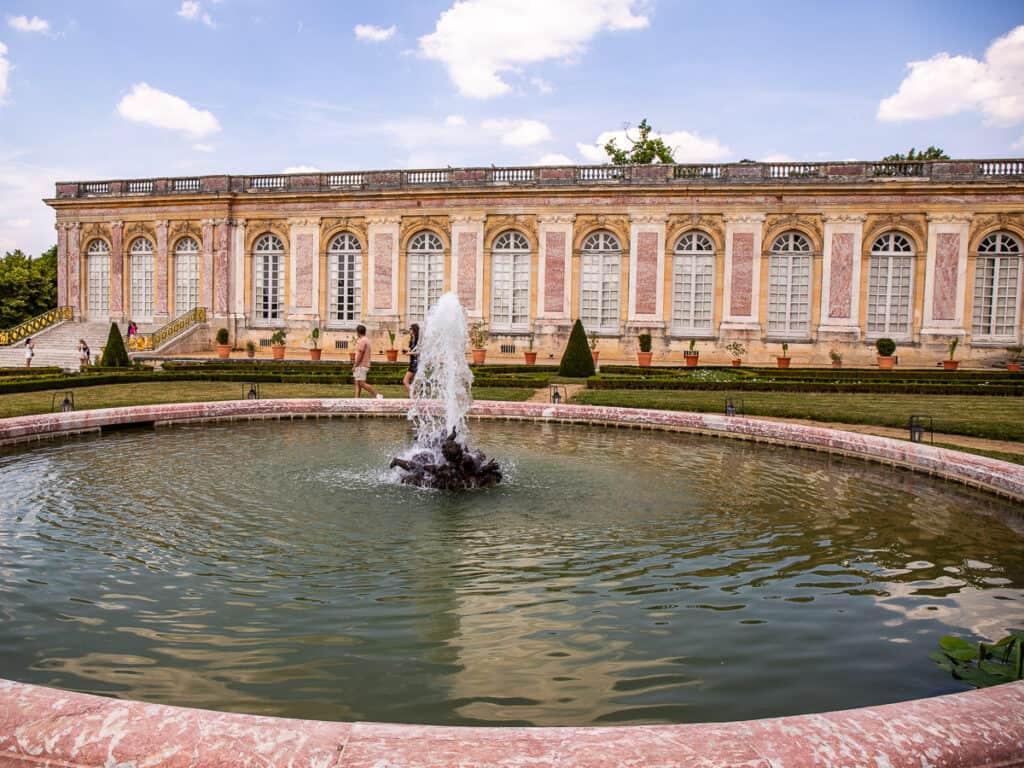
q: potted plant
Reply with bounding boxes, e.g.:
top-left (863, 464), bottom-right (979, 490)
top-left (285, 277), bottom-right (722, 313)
top-left (523, 332), bottom-right (537, 365)
top-left (309, 326), bottom-right (322, 361)
top-left (215, 327), bottom-right (231, 359)
top-left (684, 338), bottom-right (699, 367)
top-left (245, 339), bottom-right (256, 359)
top-left (943, 338), bottom-right (959, 371)
top-left (725, 341), bottom-right (745, 367)
top-left (777, 342), bottom-right (791, 369)
top-left (830, 349), bottom-right (842, 369)
top-left (348, 334), bottom-right (358, 362)
top-left (637, 332), bottom-right (653, 367)
top-left (1008, 346), bottom-right (1022, 372)
top-left (385, 328), bottom-right (399, 362)
top-left (589, 331), bottom-right (600, 367)
top-left (469, 322), bottom-right (489, 364)
top-left (876, 337), bottom-right (896, 370)
top-left (270, 329), bottom-right (287, 360)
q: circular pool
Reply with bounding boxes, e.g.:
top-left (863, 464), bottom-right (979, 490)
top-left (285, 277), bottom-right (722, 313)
top-left (2, 407), bottom-right (1022, 730)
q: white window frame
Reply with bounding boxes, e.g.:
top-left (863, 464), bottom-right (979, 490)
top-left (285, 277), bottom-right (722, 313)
top-left (766, 232), bottom-right (812, 338)
top-left (490, 230), bottom-right (531, 332)
top-left (580, 230), bottom-right (621, 334)
top-left (972, 232), bottom-right (1022, 342)
top-left (253, 234), bottom-right (285, 325)
top-left (174, 237), bottom-right (200, 316)
top-left (327, 232), bottom-right (363, 328)
top-left (866, 232), bottom-right (914, 340)
top-left (670, 231), bottom-right (715, 336)
top-left (406, 231), bottom-right (444, 324)
top-left (86, 239), bottom-right (110, 319)
top-left (129, 237), bottom-right (154, 321)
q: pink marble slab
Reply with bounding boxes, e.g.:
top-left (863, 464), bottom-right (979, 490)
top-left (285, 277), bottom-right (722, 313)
top-left (729, 232), bottom-right (753, 317)
top-left (544, 231), bottom-right (566, 314)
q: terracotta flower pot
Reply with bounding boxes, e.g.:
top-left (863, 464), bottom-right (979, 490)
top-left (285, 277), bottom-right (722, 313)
top-left (591, 351), bottom-right (600, 366)
top-left (246, 349), bottom-right (255, 358)
top-left (524, 351), bottom-right (537, 365)
top-left (776, 356), bottom-right (791, 369)
top-left (386, 349), bottom-right (399, 362)
top-left (637, 352), bottom-right (653, 367)
top-left (684, 353), bottom-right (699, 368)
top-left (310, 348), bottom-right (322, 361)
top-left (832, 361), bottom-right (842, 369)
top-left (216, 344), bottom-right (231, 359)
top-left (942, 360), bottom-right (959, 371)
top-left (349, 352), bottom-right (356, 362)
top-left (472, 349), bottom-right (487, 364)
top-left (272, 345), bottom-right (286, 360)
top-left (877, 355), bottom-right (895, 370)
top-left (1009, 363), bottom-right (1021, 372)
top-left (731, 359), bottom-right (742, 367)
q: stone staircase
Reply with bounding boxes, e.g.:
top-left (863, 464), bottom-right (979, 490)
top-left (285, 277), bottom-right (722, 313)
top-left (0, 321), bottom-right (158, 371)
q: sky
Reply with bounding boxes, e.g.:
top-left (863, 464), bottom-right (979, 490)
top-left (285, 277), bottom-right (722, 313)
top-left (1, 0), bottom-right (1023, 257)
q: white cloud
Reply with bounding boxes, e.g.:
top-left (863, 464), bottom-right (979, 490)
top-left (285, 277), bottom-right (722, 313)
top-left (192, 143), bottom-right (215, 153)
top-left (282, 165), bottom-right (320, 173)
top-left (419, 0), bottom-right (648, 98)
top-left (7, 15), bottom-right (50, 34)
top-left (117, 83), bottom-right (221, 138)
top-left (760, 152), bottom-right (795, 163)
top-left (444, 114), bottom-right (466, 127)
top-left (482, 118), bottom-right (552, 146)
top-left (4, 217), bottom-right (31, 228)
top-left (535, 153), bottom-right (572, 165)
top-left (0, 43), bottom-right (9, 103)
top-left (531, 76), bottom-right (553, 94)
top-left (355, 24), bottom-right (396, 42)
top-left (178, 1), bottom-right (215, 28)
top-left (878, 25), bottom-right (1024, 125)
top-left (1013, 136), bottom-right (1024, 150)
top-left (576, 126), bottom-right (731, 163)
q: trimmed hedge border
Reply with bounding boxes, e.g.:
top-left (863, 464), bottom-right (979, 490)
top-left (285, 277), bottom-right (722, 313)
top-left (598, 364), bottom-right (1024, 382)
top-left (586, 376), bottom-right (1023, 396)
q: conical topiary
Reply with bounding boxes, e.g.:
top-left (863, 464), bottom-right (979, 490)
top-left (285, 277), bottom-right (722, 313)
top-left (100, 322), bottom-right (130, 367)
top-left (559, 319), bottom-right (596, 377)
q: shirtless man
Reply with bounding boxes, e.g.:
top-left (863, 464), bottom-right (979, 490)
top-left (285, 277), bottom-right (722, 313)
top-left (352, 324), bottom-right (383, 399)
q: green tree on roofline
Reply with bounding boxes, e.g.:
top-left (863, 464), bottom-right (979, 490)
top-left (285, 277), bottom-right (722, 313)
top-left (603, 119), bottom-right (676, 165)
top-left (882, 146), bottom-right (950, 162)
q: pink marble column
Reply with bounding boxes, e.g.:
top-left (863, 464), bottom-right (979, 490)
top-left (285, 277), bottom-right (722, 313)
top-left (457, 231), bottom-right (477, 311)
top-left (635, 231), bottom-right (658, 315)
top-left (154, 220), bottom-right (168, 318)
top-left (932, 232), bottom-right (959, 321)
top-left (729, 232), bottom-right (753, 316)
top-left (214, 220), bottom-right (230, 316)
top-left (373, 232), bottom-right (394, 311)
top-left (828, 232), bottom-right (854, 319)
top-left (56, 223), bottom-right (67, 307)
top-left (201, 219), bottom-right (214, 311)
top-left (543, 231), bottom-right (566, 314)
top-left (68, 224), bottom-right (81, 315)
top-left (293, 231), bottom-right (314, 311)
top-left (109, 221), bottom-right (124, 316)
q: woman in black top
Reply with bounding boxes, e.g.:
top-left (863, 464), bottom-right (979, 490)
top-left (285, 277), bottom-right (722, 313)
top-left (403, 323), bottom-right (420, 394)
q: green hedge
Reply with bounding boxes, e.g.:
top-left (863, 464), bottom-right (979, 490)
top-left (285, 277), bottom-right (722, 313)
top-left (0, 367), bottom-right (64, 377)
top-left (586, 376), bottom-right (1023, 396)
top-left (597, 364), bottom-right (1022, 382)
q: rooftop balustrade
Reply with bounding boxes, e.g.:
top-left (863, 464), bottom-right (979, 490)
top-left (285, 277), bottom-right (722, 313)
top-left (53, 159), bottom-right (1024, 199)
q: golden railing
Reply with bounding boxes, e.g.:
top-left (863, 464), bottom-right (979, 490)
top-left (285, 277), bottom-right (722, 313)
top-left (128, 307), bottom-right (207, 352)
top-left (0, 306), bottom-right (73, 346)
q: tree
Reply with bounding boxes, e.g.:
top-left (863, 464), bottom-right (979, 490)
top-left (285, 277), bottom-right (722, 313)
top-left (603, 119), bottom-right (675, 165)
top-left (100, 322), bottom-right (130, 367)
top-left (559, 319), bottom-right (596, 377)
top-left (882, 146), bottom-right (950, 162)
top-left (0, 247), bottom-right (57, 328)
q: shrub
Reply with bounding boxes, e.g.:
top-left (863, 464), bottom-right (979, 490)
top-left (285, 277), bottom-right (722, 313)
top-left (559, 319), bottom-right (596, 377)
top-left (100, 322), bottom-right (130, 367)
top-left (876, 337), bottom-right (896, 357)
top-left (638, 333), bottom-right (652, 353)
top-left (270, 329), bottom-right (287, 346)
top-left (215, 328), bottom-right (229, 345)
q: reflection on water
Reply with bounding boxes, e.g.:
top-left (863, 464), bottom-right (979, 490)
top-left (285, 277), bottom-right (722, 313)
top-left (0, 419), bottom-right (1022, 725)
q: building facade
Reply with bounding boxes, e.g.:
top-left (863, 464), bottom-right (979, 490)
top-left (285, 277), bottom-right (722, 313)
top-left (46, 159), bottom-right (1024, 365)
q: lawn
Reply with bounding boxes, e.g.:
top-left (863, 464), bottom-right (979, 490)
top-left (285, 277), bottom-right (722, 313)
top-left (571, 389), bottom-right (1024, 443)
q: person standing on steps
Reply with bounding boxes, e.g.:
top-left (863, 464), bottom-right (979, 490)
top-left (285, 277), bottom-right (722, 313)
top-left (352, 324), bottom-right (383, 399)
top-left (78, 339), bottom-right (90, 371)
top-left (24, 337), bottom-right (34, 368)
top-left (403, 323), bottom-right (420, 395)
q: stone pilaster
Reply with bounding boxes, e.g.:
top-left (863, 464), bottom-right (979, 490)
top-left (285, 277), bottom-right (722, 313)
top-left (536, 214), bottom-right (574, 321)
top-left (627, 213), bottom-right (667, 324)
top-left (922, 213), bottom-right (972, 338)
top-left (367, 216), bottom-right (400, 321)
top-left (286, 217), bottom-right (319, 323)
top-left (56, 223), bottom-right (67, 308)
top-left (154, 220), bottom-right (169, 321)
top-left (201, 219), bottom-right (215, 312)
top-left (818, 214), bottom-right (866, 337)
top-left (67, 223), bottom-right (81, 317)
top-left (720, 213), bottom-right (765, 332)
top-left (214, 218), bottom-right (231, 319)
top-left (451, 214), bottom-right (484, 320)
top-left (109, 221), bottom-right (124, 320)
top-left (230, 218), bottom-right (246, 320)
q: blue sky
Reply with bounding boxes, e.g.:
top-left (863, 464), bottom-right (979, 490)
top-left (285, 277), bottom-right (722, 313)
top-left (1, 0), bottom-right (1023, 257)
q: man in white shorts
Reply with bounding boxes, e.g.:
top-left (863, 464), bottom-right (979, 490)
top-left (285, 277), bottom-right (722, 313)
top-left (352, 324), bottom-right (383, 399)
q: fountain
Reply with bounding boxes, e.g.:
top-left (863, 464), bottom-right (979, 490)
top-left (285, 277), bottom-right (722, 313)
top-left (388, 292), bottom-right (502, 489)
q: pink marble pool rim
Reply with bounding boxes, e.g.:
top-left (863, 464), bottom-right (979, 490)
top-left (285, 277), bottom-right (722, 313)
top-left (0, 399), bottom-right (1023, 767)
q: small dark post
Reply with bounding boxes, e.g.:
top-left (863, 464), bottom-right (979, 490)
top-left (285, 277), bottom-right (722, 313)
top-left (908, 414), bottom-right (932, 443)
top-left (549, 384), bottom-right (564, 404)
top-left (244, 383), bottom-right (260, 400)
top-left (51, 391), bottom-right (75, 413)
top-left (725, 397), bottom-right (736, 417)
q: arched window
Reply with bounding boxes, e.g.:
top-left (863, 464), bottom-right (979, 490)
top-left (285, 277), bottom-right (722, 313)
top-left (580, 230), bottom-right (621, 333)
top-left (767, 232), bottom-right (812, 336)
top-left (867, 233), bottom-right (914, 337)
top-left (174, 237), bottom-right (200, 315)
top-left (327, 232), bottom-right (362, 325)
top-left (491, 231), bottom-right (531, 331)
top-left (972, 232), bottom-right (1022, 339)
top-left (671, 231), bottom-right (715, 334)
top-left (86, 239), bottom-right (110, 318)
top-left (129, 237), bottom-right (154, 320)
top-left (253, 234), bottom-right (285, 322)
top-left (407, 231), bottom-right (444, 323)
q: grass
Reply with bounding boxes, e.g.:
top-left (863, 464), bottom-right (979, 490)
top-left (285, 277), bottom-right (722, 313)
top-left (0, 382), bottom-right (534, 419)
top-left (571, 389), bottom-right (1024, 443)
